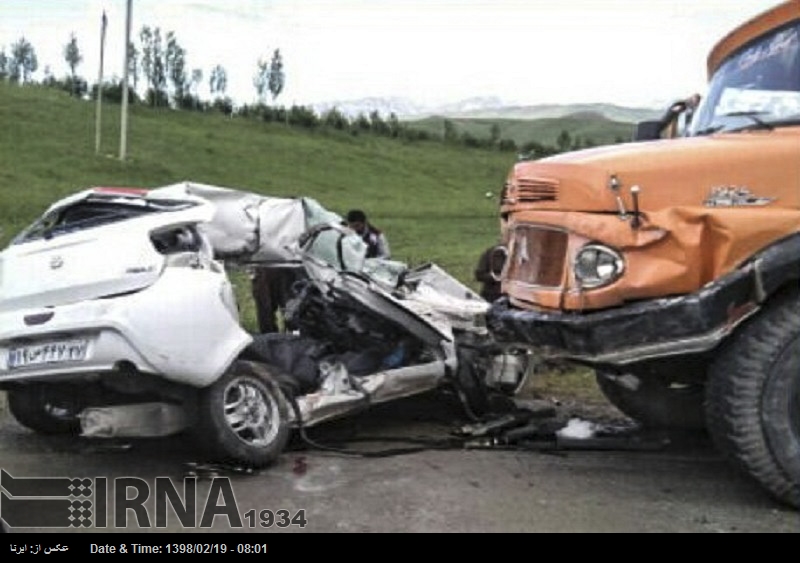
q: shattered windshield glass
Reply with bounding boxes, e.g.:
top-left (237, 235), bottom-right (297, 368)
top-left (304, 227), bottom-right (368, 272)
top-left (690, 21), bottom-right (800, 136)
top-left (13, 198), bottom-right (197, 245)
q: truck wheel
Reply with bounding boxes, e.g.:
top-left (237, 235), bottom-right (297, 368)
top-left (596, 372), bottom-right (706, 430)
top-left (7, 385), bottom-right (82, 435)
top-left (706, 289), bottom-right (800, 508)
top-left (197, 361), bottom-right (290, 468)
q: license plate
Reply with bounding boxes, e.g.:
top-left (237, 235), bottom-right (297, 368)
top-left (7, 340), bottom-right (89, 370)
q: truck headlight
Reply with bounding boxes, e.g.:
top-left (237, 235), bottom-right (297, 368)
top-left (573, 244), bottom-right (624, 288)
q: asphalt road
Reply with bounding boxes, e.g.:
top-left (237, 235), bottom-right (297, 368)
top-left (0, 392), bottom-right (797, 534)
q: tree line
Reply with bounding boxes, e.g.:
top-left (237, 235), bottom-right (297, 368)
top-left (0, 28), bottom-right (284, 109)
top-left (0, 31), bottom-right (626, 157)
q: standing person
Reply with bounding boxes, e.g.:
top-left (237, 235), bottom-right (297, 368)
top-left (346, 209), bottom-right (391, 259)
top-left (250, 265), bottom-right (303, 333)
top-left (474, 242), bottom-right (506, 302)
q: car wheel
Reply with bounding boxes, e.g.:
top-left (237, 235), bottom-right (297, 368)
top-left (706, 288), bottom-right (800, 508)
top-left (7, 385), bottom-right (83, 435)
top-left (197, 361), bottom-right (290, 468)
top-left (596, 371), bottom-right (706, 430)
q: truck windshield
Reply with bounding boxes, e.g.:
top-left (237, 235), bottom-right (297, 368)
top-left (690, 21), bottom-right (800, 136)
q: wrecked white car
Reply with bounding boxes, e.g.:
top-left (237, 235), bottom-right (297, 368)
top-left (0, 183), bottom-right (531, 467)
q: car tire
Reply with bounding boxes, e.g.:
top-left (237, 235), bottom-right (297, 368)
top-left (7, 385), bottom-right (83, 435)
top-left (705, 288), bottom-right (800, 508)
top-left (197, 361), bottom-right (290, 468)
top-left (596, 371), bottom-right (706, 430)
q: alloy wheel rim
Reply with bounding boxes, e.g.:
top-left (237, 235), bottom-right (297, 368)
top-left (222, 377), bottom-right (280, 447)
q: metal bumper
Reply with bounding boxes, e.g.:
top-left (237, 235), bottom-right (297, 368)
top-left (487, 263), bottom-right (762, 367)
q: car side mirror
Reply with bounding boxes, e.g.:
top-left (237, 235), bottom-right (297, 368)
top-left (633, 120), bottom-right (663, 141)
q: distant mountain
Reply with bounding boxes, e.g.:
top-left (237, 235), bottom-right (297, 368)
top-left (451, 103), bottom-right (661, 123)
top-left (312, 97), bottom-right (427, 119)
top-left (311, 97), bottom-right (661, 123)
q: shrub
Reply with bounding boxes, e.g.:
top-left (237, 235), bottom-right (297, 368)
top-left (212, 96), bottom-right (234, 116)
top-left (322, 107), bottom-right (349, 131)
top-left (288, 105), bottom-right (319, 129)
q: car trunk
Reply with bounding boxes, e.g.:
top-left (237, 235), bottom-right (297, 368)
top-left (0, 220), bottom-right (167, 314)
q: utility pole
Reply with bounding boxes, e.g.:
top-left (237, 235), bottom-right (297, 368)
top-left (95, 11), bottom-right (107, 154)
top-left (120, 0), bottom-right (132, 161)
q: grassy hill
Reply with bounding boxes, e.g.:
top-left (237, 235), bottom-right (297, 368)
top-left (407, 112), bottom-right (636, 147)
top-left (0, 83), bottom-right (515, 289)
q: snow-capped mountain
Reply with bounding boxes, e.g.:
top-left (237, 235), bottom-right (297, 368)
top-left (311, 96), bottom-right (660, 123)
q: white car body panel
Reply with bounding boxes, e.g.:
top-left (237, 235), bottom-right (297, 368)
top-left (0, 267), bottom-right (251, 387)
top-left (0, 188), bottom-right (249, 388)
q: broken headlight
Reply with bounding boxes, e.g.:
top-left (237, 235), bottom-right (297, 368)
top-left (573, 244), bottom-right (624, 288)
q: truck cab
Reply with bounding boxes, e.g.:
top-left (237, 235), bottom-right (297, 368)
top-left (488, 0), bottom-right (800, 508)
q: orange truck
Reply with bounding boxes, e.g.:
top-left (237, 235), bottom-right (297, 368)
top-left (488, 0), bottom-right (800, 508)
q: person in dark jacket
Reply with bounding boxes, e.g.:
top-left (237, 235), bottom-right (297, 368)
top-left (474, 243), bottom-right (506, 302)
top-left (250, 265), bottom-right (304, 333)
top-left (346, 209), bottom-right (391, 259)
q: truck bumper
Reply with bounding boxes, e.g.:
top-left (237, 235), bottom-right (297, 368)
top-left (487, 262), bottom-right (764, 367)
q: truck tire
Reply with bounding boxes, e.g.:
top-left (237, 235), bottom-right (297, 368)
top-left (596, 372), bottom-right (706, 430)
top-left (197, 361), bottom-right (290, 468)
top-left (705, 288), bottom-right (800, 508)
top-left (7, 385), bottom-right (83, 435)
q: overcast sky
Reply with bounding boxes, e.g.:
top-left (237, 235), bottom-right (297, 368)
top-left (0, 0), bottom-right (783, 108)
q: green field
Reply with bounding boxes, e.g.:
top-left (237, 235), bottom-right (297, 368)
top-left (0, 83), bottom-right (512, 283)
top-left (407, 112), bottom-right (636, 147)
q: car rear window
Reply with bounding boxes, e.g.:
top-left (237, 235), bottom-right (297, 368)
top-left (12, 197), bottom-right (197, 245)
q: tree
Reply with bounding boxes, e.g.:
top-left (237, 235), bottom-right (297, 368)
top-left (63, 33), bottom-right (83, 96)
top-left (191, 68), bottom-right (203, 95)
top-left (387, 112), bottom-right (401, 138)
top-left (556, 129), bottom-right (572, 152)
top-left (139, 26), bottom-right (167, 106)
top-left (42, 65), bottom-right (55, 86)
top-left (490, 123), bottom-right (501, 144)
top-left (165, 32), bottom-right (187, 102)
top-left (139, 27), bottom-right (153, 91)
top-left (179, 67), bottom-right (204, 110)
top-left (322, 107), bottom-right (348, 131)
top-left (443, 119), bottom-right (457, 142)
top-left (369, 110), bottom-right (389, 135)
top-left (498, 138), bottom-right (517, 152)
top-left (209, 64), bottom-right (227, 97)
top-left (92, 79), bottom-right (137, 104)
top-left (521, 140), bottom-right (557, 159)
top-left (268, 49), bottom-right (284, 101)
top-left (253, 57), bottom-right (269, 103)
top-left (0, 49), bottom-right (8, 81)
top-left (127, 41), bottom-right (140, 93)
top-left (10, 37), bottom-right (38, 84)
top-left (63, 33), bottom-right (82, 80)
top-left (354, 113), bottom-right (371, 132)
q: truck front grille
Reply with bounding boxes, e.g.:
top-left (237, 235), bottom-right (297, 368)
top-left (515, 178), bottom-right (559, 202)
top-left (506, 225), bottom-right (568, 288)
